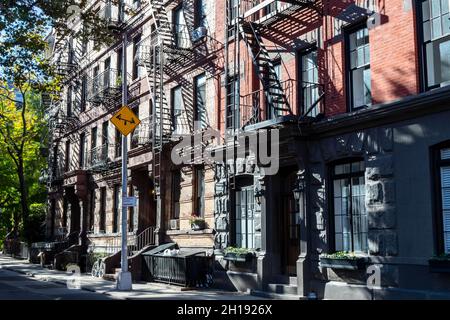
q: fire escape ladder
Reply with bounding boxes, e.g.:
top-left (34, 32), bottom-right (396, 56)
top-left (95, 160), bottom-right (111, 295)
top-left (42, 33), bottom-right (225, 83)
top-left (239, 20), bottom-right (292, 114)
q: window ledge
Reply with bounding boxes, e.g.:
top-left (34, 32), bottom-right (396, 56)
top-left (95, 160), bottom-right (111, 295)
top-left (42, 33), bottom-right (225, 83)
top-left (166, 228), bottom-right (214, 236)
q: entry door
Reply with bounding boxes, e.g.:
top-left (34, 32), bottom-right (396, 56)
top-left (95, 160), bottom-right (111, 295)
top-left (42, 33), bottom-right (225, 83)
top-left (282, 175), bottom-right (300, 275)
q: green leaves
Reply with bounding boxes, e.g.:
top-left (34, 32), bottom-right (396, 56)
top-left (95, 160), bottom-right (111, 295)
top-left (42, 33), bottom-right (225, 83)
top-left (323, 251), bottom-right (361, 260)
top-left (223, 247), bottom-right (254, 255)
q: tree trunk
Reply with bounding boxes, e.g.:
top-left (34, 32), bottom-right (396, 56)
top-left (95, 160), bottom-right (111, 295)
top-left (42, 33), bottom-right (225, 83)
top-left (17, 158), bottom-right (29, 242)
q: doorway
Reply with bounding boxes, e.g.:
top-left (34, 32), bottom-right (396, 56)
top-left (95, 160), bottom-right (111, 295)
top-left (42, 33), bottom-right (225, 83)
top-left (280, 171), bottom-right (300, 276)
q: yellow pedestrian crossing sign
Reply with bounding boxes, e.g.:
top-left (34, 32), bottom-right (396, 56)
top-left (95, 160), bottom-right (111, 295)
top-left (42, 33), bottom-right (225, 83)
top-left (111, 106), bottom-right (141, 136)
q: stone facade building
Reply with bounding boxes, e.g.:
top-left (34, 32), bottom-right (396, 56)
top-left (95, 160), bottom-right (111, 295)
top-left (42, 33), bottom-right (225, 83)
top-left (41, 0), bottom-right (450, 299)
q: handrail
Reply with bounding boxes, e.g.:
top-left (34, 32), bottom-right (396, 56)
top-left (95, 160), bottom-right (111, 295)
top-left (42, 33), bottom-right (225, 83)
top-left (103, 226), bottom-right (156, 257)
top-left (129, 226), bottom-right (156, 257)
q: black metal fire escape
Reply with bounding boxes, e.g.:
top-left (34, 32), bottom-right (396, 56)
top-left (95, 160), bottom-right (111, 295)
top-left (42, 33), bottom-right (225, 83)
top-left (239, 20), bottom-right (292, 115)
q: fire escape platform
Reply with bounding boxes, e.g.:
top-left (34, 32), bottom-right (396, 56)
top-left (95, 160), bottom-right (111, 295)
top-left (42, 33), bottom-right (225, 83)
top-left (243, 114), bottom-right (300, 132)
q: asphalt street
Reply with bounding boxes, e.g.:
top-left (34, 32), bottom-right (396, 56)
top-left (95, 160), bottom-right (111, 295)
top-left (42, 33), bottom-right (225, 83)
top-left (0, 268), bottom-right (111, 300)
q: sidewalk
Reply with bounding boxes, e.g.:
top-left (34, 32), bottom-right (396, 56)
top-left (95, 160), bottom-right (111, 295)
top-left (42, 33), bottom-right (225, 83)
top-left (0, 254), bottom-right (263, 300)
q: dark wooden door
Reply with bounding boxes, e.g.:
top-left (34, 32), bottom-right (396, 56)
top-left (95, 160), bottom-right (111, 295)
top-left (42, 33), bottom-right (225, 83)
top-left (281, 173), bottom-right (300, 276)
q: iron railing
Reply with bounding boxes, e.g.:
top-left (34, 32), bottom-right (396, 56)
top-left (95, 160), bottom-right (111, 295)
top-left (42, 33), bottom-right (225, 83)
top-left (87, 68), bottom-right (123, 104)
top-left (135, 23), bottom-right (212, 69)
top-left (85, 143), bottom-right (117, 172)
top-left (142, 251), bottom-right (214, 287)
top-left (131, 116), bottom-right (153, 146)
top-left (240, 78), bottom-right (297, 126)
top-left (103, 226), bottom-right (156, 257)
top-left (240, 79), bottom-right (324, 127)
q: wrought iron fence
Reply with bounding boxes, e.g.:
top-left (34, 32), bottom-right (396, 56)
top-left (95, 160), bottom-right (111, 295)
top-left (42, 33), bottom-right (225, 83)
top-left (142, 251), bottom-right (214, 287)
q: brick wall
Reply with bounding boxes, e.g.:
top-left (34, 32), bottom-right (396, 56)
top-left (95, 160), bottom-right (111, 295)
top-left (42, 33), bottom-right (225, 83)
top-left (216, 0), bottom-right (420, 122)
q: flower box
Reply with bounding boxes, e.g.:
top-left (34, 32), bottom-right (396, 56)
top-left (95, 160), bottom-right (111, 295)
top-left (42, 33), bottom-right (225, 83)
top-left (320, 256), bottom-right (367, 270)
top-left (429, 258), bottom-right (450, 273)
top-left (223, 252), bottom-right (254, 262)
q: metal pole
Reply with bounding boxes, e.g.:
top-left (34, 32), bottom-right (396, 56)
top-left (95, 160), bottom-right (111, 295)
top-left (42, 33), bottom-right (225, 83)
top-left (117, 25), bottom-right (132, 291)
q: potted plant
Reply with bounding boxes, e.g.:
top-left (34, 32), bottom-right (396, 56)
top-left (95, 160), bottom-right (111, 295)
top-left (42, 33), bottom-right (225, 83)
top-left (429, 254), bottom-right (450, 273)
top-left (320, 251), bottom-right (367, 270)
top-left (223, 247), bottom-right (255, 262)
top-left (190, 215), bottom-right (206, 231)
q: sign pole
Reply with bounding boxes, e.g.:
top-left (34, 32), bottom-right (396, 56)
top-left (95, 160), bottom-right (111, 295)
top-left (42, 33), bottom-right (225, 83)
top-left (116, 29), bottom-right (132, 291)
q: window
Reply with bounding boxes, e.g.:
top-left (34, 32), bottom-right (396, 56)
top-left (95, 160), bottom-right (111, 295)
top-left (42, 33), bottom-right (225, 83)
top-left (174, 6), bottom-right (188, 48)
top-left (115, 128), bottom-right (122, 158)
top-left (235, 185), bottom-right (255, 249)
top-left (81, 38), bottom-right (88, 56)
top-left (67, 86), bottom-right (72, 117)
top-left (194, 73), bottom-right (207, 129)
top-left (65, 140), bottom-right (70, 172)
top-left (300, 49), bottom-right (320, 117)
top-left (172, 86), bottom-right (184, 134)
top-left (102, 121), bottom-right (109, 145)
top-left (102, 121), bottom-right (109, 159)
top-left (226, 75), bottom-right (239, 129)
top-left (117, 47), bottom-right (123, 79)
top-left (113, 185), bottom-right (121, 233)
top-left (172, 170), bottom-right (182, 219)
top-left (195, 0), bottom-right (207, 28)
top-left (347, 26), bottom-right (371, 109)
top-left (420, 0), bottom-right (450, 89)
top-left (228, 0), bottom-right (240, 38)
top-left (104, 57), bottom-right (111, 87)
top-left (268, 61), bottom-right (283, 119)
top-left (331, 159), bottom-right (367, 253)
top-left (433, 144), bottom-right (450, 254)
top-left (81, 75), bottom-right (87, 112)
top-left (93, 65), bottom-right (100, 96)
top-left (194, 167), bottom-right (205, 217)
top-left (91, 127), bottom-right (98, 150)
top-left (99, 187), bottom-right (106, 233)
top-left (131, 105), bottom-right (140, 149)
top-left (264, 0), bottom-right (283, 15)
top-left (133, 35), bottom-right (141, 80)
top-left (89, 189), bottom-right (96, 232)
top-left (132, 0), bottom-right (141, 10)
top-left (79, 133), bottom-right (86, 168)
top-left (128, 186), bottom-right (135, 232)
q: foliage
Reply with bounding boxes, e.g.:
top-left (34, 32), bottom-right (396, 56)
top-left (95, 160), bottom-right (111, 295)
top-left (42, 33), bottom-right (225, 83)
top-left (323, 251), bottom-right (362, 260)
top-left (0, 0), bottom-right (130, 51)
top-left (224, 247), bottom-right (254, 256)
top-left (189, 215), bottom-right (206, 225)
top-left (27, 203), bottom-right (46, 243)
top-left (0, 85), bottom-right (48, 242)
top-left (431, 253), bottom-right (450, 261)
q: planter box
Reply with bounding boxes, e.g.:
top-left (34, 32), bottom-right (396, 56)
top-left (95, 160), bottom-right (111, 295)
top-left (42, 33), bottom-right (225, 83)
top-left (223, 252), bottom-right (254, 262)
top-left (320, 257), bottom-right (366, 270)
top-left (429, 259), bottom-right (450, 273)
top-left (191, 223), bottom-right (205, 231)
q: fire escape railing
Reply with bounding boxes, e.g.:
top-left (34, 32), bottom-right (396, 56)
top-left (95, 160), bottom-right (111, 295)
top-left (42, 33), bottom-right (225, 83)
top-left (240, 79), bottom-right (324, 128)
top-left (87, 68), bottom-right (124, 107)
top-left (85, 143), bottom-right (119, 173)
